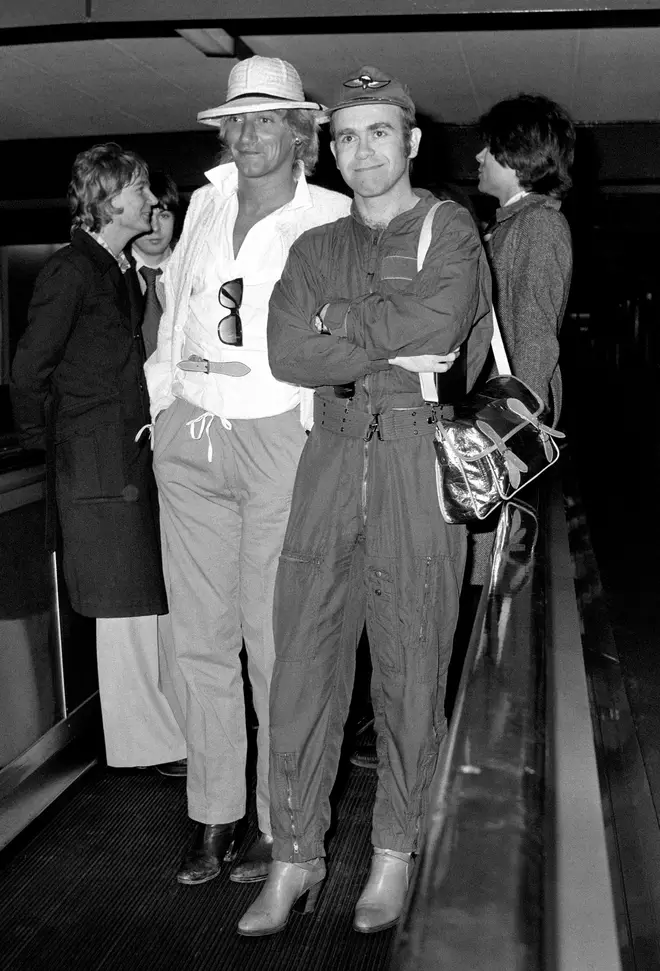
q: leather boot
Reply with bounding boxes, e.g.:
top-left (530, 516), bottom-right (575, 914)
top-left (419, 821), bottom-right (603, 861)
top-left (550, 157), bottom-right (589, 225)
top-left (229, 832), bottom-right (273, 884)
top-left (353, 848), bottom-right (412, 934)
top-left (349, 745), bottom-right (378, 769)
top-left (237, 859), bottom-right (326, 937)
top-left (176, 821), bottom-right (238, 885)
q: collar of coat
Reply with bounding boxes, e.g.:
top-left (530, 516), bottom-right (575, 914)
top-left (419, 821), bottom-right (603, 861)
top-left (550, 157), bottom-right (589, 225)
top-left (349, 186), bottom-right (438, 228)
top-left (203, 160), bottom-right (313, 212)
top-left (495, 192), bottom-right (562, 224)
top-left (71, 228), bottom-right (131, 276)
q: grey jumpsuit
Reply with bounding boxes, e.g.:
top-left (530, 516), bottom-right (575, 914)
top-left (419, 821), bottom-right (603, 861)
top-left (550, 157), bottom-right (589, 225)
top-left (266, 192), bottom-right (492, 861)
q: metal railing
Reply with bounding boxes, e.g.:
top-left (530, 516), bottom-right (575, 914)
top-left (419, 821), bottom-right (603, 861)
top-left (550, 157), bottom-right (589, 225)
top-left (392, 476), bottom-right (621, 971)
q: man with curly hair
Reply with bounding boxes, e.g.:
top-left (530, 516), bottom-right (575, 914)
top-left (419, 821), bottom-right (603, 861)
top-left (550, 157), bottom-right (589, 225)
top-left (145, 56), bottom-right (350, 887)
top-left (476, 93), bottom-right (575, 420)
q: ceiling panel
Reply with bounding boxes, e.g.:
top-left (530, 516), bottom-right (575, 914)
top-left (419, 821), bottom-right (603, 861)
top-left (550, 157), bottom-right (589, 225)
top-left (572, 27), bottom-right (660, 121)
top-left (455, 30), bottom-right (579, 117)
top-left (245, 33), bottom-right (476, 121)
top-left (0, 27), bottom-right (659, 141)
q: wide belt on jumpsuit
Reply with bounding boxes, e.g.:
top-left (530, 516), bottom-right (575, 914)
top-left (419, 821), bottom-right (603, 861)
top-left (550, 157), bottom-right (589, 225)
top-left (313, 395), bottom-right (453, 441)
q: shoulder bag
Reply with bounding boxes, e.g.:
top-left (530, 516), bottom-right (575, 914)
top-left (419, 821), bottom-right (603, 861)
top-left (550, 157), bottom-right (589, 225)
top-left (417, 201), bottom-right (565, 524)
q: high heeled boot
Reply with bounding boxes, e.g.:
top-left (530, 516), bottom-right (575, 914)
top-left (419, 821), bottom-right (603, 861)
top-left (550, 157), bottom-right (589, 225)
top-left (353, 848), bottom-right (412, 934)
top-left (237, 859), bottom-right (326, 937)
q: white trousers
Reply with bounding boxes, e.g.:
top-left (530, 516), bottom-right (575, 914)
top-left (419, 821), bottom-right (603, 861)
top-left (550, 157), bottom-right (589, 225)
top-left (153, 399), bottom-right (305, 833)
top-left (96, 614), bottom-right (187, 767)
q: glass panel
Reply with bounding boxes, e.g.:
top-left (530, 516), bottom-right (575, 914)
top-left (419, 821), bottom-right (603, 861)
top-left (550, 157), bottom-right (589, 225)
top-left (0, 493), bottom-right (56, 769)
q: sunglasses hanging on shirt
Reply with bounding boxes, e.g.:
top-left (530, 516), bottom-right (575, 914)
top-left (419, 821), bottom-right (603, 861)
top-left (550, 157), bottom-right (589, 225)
top-left (218, 277), bottom-right (243, 346)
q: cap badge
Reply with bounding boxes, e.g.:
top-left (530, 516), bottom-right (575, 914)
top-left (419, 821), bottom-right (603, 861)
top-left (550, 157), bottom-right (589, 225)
top-left (344, 73), bottom-right (391, 91)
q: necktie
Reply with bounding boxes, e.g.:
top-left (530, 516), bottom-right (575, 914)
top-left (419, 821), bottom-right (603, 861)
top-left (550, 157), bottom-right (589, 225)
top-left (139, 266), bottom-right (163, 359)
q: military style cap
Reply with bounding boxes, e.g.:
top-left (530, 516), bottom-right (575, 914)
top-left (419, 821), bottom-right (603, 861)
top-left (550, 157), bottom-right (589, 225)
top-left (323, 65), bottom-right (416, 119)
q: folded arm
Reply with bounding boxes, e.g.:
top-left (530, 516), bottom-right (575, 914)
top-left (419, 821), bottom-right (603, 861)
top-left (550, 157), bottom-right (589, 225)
top-left (322, 207), bottom-right (486, 360)
top-left (268, 242), bottom-right (390, 388)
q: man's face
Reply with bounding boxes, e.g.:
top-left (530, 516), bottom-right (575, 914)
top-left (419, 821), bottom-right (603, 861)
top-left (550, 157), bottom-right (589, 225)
top-left (223, 110), bottom-right (297, 180)
top-left (476, 147), bottom-right (520, 203)
top-left (110, 173), bottom-right (157, 236)
top-left (330, 103), bottom-right (420, 201)
top-left (133, 207), bottom-right (175, 261)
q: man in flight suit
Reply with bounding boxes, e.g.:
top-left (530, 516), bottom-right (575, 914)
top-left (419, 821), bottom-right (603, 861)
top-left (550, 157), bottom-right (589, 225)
top-left (238, 66), bottom-right (492, 937)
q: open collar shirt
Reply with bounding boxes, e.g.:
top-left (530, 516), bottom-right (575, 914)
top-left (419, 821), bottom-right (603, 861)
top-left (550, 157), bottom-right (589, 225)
top-left (145, 162), bottom-right (350, 422)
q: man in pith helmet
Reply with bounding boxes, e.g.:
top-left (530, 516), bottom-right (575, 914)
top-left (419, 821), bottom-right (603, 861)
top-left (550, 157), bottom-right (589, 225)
top-left (145, 55), bottom-right (350, 887)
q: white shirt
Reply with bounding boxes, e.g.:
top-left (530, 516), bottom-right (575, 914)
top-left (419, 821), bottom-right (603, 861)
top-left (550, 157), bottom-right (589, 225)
top-left (145, 162), bottom-right (350, 423)
top-left (504, 190), bottom-right (530, 208)
top-left (132, 247), bottom-right (171, 294)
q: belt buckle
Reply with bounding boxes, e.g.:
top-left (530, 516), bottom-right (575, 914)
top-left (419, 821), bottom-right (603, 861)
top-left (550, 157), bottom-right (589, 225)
top-left (364, 414), bottom-right (381, 442)
top-left (201, 358), bottom-right (211, 374)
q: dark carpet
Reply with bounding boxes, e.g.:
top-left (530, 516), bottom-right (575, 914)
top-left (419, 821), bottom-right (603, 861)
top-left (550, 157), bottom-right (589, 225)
top-left (0, 741), bottom-right (394, 971)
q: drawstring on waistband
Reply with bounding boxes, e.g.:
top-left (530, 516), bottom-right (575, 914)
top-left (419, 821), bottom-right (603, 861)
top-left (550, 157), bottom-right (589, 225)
top-left (135, 423), bottom-right (154, 448)
top-left (185, 411), bottom-right (233, 462)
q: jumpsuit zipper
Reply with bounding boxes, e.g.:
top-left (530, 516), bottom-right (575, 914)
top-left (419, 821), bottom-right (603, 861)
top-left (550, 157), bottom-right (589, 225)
top-left (362, 374), bottom-right (374, 525)
top-left (419, 557), bottom-right (433, 643)
top-left (361, 228), bottom-right (381, 526)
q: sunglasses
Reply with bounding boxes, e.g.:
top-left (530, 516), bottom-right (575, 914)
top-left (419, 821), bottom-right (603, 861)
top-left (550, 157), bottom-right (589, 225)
top-left (218, 277), bottom-right (243, 346)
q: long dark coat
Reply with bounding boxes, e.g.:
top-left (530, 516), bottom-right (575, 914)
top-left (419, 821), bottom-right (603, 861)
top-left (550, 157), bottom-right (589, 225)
top-left (10, 230), bottom-right (167, 618)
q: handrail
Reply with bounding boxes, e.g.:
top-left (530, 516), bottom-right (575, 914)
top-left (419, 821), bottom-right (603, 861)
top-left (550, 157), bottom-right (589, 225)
top-left (391, 475), bottom-right (621, 971)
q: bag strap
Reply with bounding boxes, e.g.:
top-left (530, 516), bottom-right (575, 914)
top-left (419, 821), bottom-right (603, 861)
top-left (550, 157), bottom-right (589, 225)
top-left (417, 201), bottom-right (447, 403)
top-left (490, 306), bottom-right (511, 376)
top-left (416, 201), bottom-right (512, 400)
top-left (417, 200), bottom-right (444, 270)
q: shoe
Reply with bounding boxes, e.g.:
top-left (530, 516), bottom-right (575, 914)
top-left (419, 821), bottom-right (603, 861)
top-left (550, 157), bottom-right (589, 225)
top-left (176, 821), bottom-right (239, 885)
top-left (349, 745), bottom-right (378, 769)
top-left (353, 848), bottom-right (412, 934)
top-left (154, 759), bottom-right (187, 778)
top-left (237, 859), bottom-right (326, 937)
top-left (229, 832), bottom-right (273, 884)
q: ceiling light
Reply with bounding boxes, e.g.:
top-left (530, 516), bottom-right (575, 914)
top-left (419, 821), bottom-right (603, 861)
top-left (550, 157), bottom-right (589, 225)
top-left (177, 28), bottom-right (252, 59)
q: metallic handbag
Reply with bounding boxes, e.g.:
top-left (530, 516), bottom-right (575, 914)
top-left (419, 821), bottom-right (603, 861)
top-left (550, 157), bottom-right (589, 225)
top-left (417, 202), bottom-right (565, 525)
top-left (432, 372), bottom-right (564, 523)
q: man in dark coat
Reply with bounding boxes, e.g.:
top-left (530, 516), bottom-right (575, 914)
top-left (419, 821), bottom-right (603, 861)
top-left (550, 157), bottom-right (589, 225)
top-left (10, 142), bottom-right (186, 772)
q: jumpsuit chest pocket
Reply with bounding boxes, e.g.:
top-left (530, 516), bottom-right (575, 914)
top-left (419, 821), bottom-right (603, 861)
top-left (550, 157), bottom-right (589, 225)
top-left (379, 254), bottom-right (415, 291)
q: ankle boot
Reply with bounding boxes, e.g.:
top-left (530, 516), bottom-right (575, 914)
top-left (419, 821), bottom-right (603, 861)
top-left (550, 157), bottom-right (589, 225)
top-left (237, 859), bottom-right (326, 937)
top-left (229, 832), bottom-right (273, 884)
top-left (176, 821), bottom-right (238, 885)
top-left (353, 848), bottom-right (412, 934)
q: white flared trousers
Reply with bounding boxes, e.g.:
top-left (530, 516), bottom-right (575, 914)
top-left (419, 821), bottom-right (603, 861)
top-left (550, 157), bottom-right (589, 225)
top-left (96, 614), bottom-right (186, 767)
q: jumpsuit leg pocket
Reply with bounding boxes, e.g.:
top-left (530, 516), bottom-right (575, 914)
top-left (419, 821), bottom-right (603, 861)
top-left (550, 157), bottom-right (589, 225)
top-left (366, 566), bottom-right (404, 679)
top-left (273, 548), bottom-right (324, 664)
top-left (414, 554), bottom-right (463, 684)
